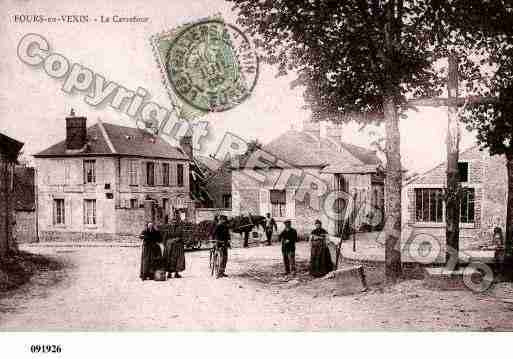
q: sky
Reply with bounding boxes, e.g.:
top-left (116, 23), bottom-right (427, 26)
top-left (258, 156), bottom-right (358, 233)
top-left (0, 0), bottom-right (480, 174)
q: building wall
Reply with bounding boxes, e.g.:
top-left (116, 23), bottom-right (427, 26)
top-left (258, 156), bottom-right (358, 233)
top-left (36, 156), bottom-right (191, 241)
top-left (195, 208), bottom-right (233, 223)
top-left (0, 155), bottom-right (15, 254)
top-left (204, 168), bottom-right (232, 208)
top-left (232, 168), bottom-right (377, 239)
top-left (402, 146), bottom-right (506, 250)
top-left (14, 210), bottom-right (36, 243)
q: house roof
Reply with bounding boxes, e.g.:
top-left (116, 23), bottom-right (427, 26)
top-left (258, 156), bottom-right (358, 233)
top-left (403, 145), bottom-right (481, 186)
top-left (260, 130), bottom-right (381, 171)
top-left (196, 155), bottom-right (224, 174)
top-left (34, 121), bottom-right (188, 160)
top-left (0, 132), bottom-right (24, 162)
top-left (14, 166), bottom-right (35, 211)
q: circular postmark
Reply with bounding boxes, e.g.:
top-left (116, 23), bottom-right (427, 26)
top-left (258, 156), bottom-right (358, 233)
top-left (165, 19), bottom-right (259, 112)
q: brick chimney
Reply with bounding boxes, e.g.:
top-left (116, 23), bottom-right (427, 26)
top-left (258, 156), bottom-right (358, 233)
top-left (179, 131), bottom-right (193, 160)
top-left (65, 109), bottom-right (87, 151)
top-left (302, 118), bottom-right (320, 140)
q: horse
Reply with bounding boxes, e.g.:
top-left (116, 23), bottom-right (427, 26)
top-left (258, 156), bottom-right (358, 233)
top-left (198, 214), bottom-right (266, 248)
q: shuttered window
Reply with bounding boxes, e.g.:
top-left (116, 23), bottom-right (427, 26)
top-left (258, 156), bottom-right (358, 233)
top-left (162, 163), bottom-right (170, 186)
top-left (146, 162), bottom-right (155, 186)
top-left (129, 160), bottom-right (138, 185)
top-left (177, 163), bottom-right (184, 187)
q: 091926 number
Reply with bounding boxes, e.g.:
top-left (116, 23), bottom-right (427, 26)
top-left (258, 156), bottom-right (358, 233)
top-left (30, 345), bottom-right (62, 353)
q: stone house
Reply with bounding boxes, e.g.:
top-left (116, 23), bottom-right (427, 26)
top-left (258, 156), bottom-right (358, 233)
top-left (196, 155), bottom-right (232, 209)
top-left (402, 145), bottom-right (505, 250)
top-left (0, 132), bottom-right (24, 254)
top-left (34, 112), bottom-right (191, 241)
top-left (13, 166), bottom-right (37, 243)
top-left (231, 120), bottom-right (385, 238)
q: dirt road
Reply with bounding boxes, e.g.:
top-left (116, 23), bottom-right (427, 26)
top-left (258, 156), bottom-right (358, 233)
top-left (1, 243), bottom-right (512, 330)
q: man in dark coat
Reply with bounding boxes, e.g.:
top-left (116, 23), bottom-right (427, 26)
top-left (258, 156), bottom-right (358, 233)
top-left (278, 219), bottom-right (297, 275)
top-left (213, 215), bottom-right (231, 278)
top-left (139, 222), bottom-right (162, 281)
top-left (264, 212), bottom-right (278, 246)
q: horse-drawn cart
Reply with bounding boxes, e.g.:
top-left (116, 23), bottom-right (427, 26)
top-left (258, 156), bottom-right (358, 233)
top-left (159, 221), bottom-right (214, 250)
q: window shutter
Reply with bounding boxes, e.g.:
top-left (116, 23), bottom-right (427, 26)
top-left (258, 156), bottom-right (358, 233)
top-left (65, 197), bottom-right (72, 226)
top-left (170, 163), bottom-right (177, 186)
top-left (286, 189), bottom-right (295, 218)
top-left (155, 162), bottom-right (162, 186)
top-left (140, 161), bottom-right (147, 186)
top-left (123, 160), bottom-right (130, 186)
top-left (259, 189), bottom-right (270, 215)
top-left (51, 199), bottom-right (56, 225)
top-left (183, 163), bottom-right (189, 189)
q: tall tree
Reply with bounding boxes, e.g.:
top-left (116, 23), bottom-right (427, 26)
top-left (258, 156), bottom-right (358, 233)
top-left (455, 2), bottom-right (513, 276)
top-left (227, 0), bottom-right (468, 281)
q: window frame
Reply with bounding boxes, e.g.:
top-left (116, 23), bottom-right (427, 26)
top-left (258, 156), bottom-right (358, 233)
top-left (84, 199), bottom-right (97, 225)
top-left (83, 159), bottom-right (96, 184)
top-left (222, 194), bottom-right (232, 209)
top-left (53, 198), bottom-right (65, 225)
top-left (129, 160), bottom-right (138, 186)
top-left (177, 163), bottom-right (184, 187)
top-left (162, 163), bottom-right (170, 186)
top-left (414, 186), bottom-right (476, 225)
top-left (270, 189), bottom-right (287, 218)
top-left (146, 162), bottom-right (155, 186)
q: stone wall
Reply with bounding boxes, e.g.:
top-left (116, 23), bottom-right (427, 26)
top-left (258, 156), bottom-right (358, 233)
top-left (14, 210), bottom-right (36, 243)
top-left (402, 146), bottom-right (507, 250)
top-left (39, 230), bottom-right (122, 242)
top-left (204, 168), bottom-right (232, 208)
top-left (115, 208), bottom-right (146, 236)
top-left (195, 208), bottom-right (232, 223)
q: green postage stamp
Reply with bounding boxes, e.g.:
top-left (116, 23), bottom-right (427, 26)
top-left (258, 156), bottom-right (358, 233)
top-left (151, 15), bottom-right (259, 113)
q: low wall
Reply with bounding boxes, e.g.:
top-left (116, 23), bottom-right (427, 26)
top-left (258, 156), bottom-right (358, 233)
top-left (15, 210), bottom-right (36, 243)
top-left (116, 208), bottom-right (146, 236)
top-left (195, 208), bottom-right (232, 223)
top-left (38, 231), bottom-right (133, 242)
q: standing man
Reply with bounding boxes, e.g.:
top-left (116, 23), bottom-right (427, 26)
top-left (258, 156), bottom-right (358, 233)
top-left (264, 212), bottom-right (277, 246)
top-left (278, 219), bottom-right (297, 276)
top-left (213, 215), bottom-right (231, 278)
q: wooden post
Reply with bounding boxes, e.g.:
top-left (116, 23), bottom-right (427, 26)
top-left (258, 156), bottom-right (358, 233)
top-left (446, 53), bottom-right (461, 265)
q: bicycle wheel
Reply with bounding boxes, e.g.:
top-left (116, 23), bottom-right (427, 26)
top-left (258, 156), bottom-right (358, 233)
top-left (213, 250), bottom-right (221, 278)
top-left (209, 248), bottom-right (215, 276)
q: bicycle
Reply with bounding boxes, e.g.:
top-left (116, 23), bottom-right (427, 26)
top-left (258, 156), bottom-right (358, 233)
top-left (209, 241), bottom-right (222, 277)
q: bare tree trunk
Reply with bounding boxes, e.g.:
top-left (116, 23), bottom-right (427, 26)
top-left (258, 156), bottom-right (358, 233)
top-left (383, 0), bottom-right (403, 283)
top-left (446, 54), bottom-right (460, 265)
top-left (0, 158), bottom-right (8, 256)
top-left (384, 95), bottom-right (403, 282)
top-left (504, 153), bottom-right (513, 278)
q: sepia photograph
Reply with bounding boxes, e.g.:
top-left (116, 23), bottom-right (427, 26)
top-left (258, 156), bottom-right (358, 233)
top-left (1, 0), bottom-right (513, 357)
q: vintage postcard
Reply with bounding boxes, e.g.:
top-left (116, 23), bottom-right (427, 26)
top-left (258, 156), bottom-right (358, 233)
top-left (1, 0), bottom-right (513, 357)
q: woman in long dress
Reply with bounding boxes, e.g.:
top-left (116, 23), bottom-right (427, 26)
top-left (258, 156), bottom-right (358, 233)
top-left (309, 219), bottom-right (333, 277)
top-left (140, 222), bottom-right (162, 281)
top-left (163, 212), bottom-right (186, 278)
